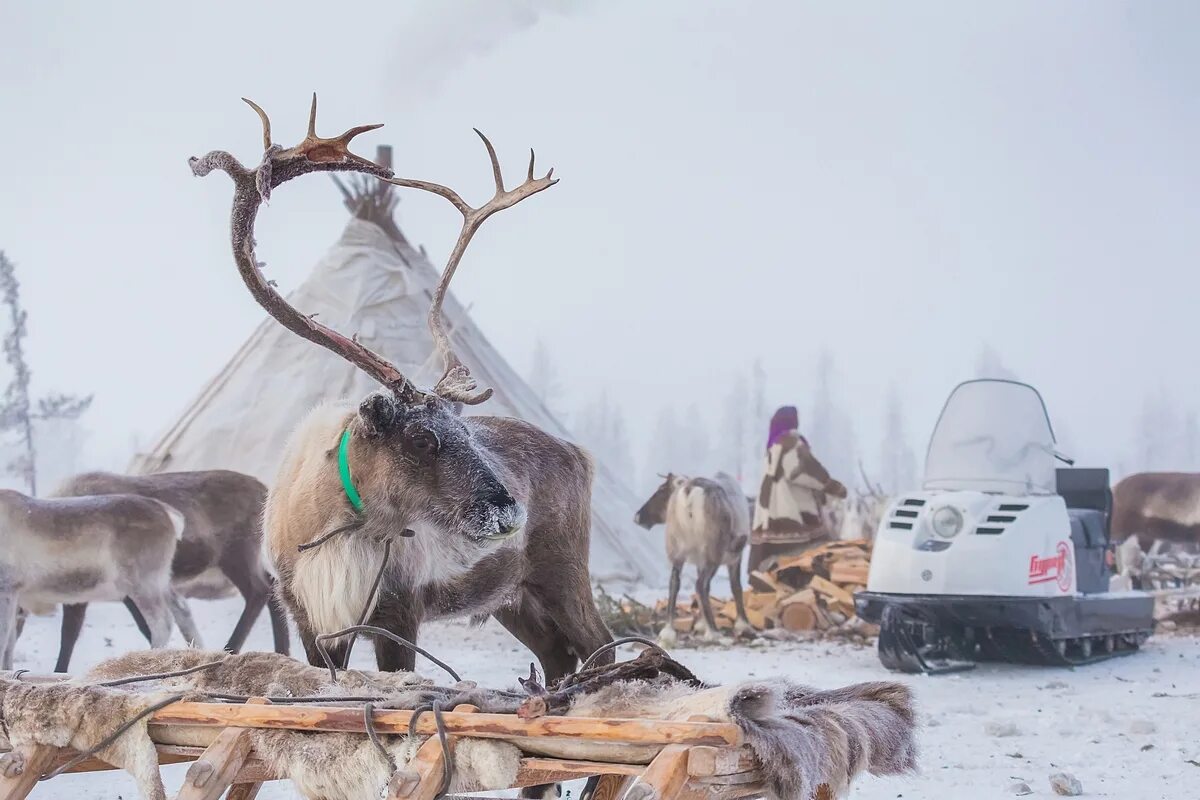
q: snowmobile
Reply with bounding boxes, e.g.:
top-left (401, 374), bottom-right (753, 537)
top-left (855, 379), bottom-right (1155, 674)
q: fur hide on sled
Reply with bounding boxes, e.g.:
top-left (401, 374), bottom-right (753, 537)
top-left (0, 649), bottom-right (916, 800)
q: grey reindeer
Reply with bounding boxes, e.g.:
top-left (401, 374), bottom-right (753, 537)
top-left (50, 470), bottom-right (289, 671)
top-left (191, 96), bottom-right (613, 682)
top-left (635, 472), bottom-right (753, 646)
top-left (0, 489), bottom-right (187, 668)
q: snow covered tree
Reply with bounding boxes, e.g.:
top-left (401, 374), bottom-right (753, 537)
top-left (808, 350), bottom-right (858, 488)
top-left (1132, 388), bottom-right (1185, 472)
top-left (879, 384), bottom-right (917, 493)
top-left (576, 391), bottom-right (635, 486)
top-left (721, 379), bottom-right (749, 484)
top-left (526, 336), bottom-right (566, 421)
top-left (0, 252), bottom-right (92, 495)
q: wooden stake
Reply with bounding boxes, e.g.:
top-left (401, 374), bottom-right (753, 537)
top-left (623, 744), bottom-right (690, 800)
top-left (174, 698), bottom-right (265, 800)
top-left (387, 703), bottom-right (477, 800)
top-left (0, 744), bottom-right (59, 800)
top-left (587, 774), bottom-right (635, 800)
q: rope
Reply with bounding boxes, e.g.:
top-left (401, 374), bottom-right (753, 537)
top-left (315, 625), bottom-right (462, 685)
top-left (96, 660), bottom-right (227, 688)
top-left (341, 539), bottom-right (394, 668)
top-left (296, 521), bottom-right (363, 553)
top-left (578, 636), bottom-right (662, 673)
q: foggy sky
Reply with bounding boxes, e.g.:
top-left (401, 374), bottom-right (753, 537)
top-left (1, 1), bottom-right (1198, 482)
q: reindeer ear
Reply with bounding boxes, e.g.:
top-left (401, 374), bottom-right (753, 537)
top-left (358, 392), bottom-right (399, 437)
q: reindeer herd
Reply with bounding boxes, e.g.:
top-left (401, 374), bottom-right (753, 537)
top-left (4, 96), bottom-right (1196, 678)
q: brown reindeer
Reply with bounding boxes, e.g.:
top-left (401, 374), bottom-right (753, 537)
top-left (634, 472), bottom-right (752, 646)
top-left (189, 97), bottom-right (613, 680)
top-left (50, 470), bottom-right (289, 671)
top-left (1111, 472), bottom-right (1200, 550)
top-left (0, 489), bottom-right (186, 669)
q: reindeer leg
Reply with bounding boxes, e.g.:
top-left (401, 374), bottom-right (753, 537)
top-left (659, 562), bottom-right (683, 648)
top-left (167, 590), bottom-right (204, 648)
top-left (693, 563), bottom-right (719, 641)
top-left (0, 592), bottom-right (18, 670)
top-left (55, 603), bottom-right (88, 672)
top-left (123, 597), bottom-right (153, 642)
top-left (368, 590), bottom-right (421, 672)
top-left (728, 556), bottom-right (755, 639)
top-left (492, 605), bottom-right (578, 682)
top-left (127, 593), bottom-right (173, 648)
top-left (217, 550), bottom-right (271, 653)
top-left (266, 580), bottom-right (291, 655)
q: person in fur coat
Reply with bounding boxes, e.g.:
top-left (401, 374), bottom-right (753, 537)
top-left (749, 406), bottom-right (847, 571)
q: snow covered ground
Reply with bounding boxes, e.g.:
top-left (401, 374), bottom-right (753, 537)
top-left (11, 596), bottom-right (1200, 799)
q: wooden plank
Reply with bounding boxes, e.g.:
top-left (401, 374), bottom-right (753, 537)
top-left (0, 744), bottom-right (59, 800)
top-left (225, 783), bottom-right (263, 800)
top-left (588, 774), bottom-right (635, 800)
top-left (150, 704), bottom-right (743, 747)
top-left (52, 744), bottom-right (205, 774)
top-left (174, 729), bottom-right (252, 800)
top-left (386, 702), bottom-right (476, 800)
top-left (624, 744), bottom-right (689, 800)
top-left (685, 746), bottom-right (756, 777)
top-left (514, 757), bottom-right (643, 785)
top-left (174, 700), bottom-right (264, 800)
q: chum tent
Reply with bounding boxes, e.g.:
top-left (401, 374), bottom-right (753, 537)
top-left (131, 165), bottom-right (664, 585)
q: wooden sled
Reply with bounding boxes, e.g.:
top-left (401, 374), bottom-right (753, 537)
top-left (0, 673), bottom-right (835, 800)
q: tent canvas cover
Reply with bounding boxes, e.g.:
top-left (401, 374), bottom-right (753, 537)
top-left (132, 191), bottom-right (664, 585)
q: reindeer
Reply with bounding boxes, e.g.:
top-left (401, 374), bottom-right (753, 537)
top-left (189, 97), bottom-right (613, 681)
top-left (634, 472), bottom-right (752, 646)
top-left (49, 470), bottom-right (289, 671)
top-left (0, 489), bottom-right (186, 669)
top-left (826, 464), bottom-right (890, 541)
top-left (1109, 472), bottom-right (1200, 587)
top-left (1111, 472), bottom-right (1200, 550)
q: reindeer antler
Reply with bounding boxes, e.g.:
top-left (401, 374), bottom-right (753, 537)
top-left (191, 97), bottom-right (557, 406)
top-left (381, 130), bottom-right (558, 404)
top-left (189, 96), bottom-right (420, 396)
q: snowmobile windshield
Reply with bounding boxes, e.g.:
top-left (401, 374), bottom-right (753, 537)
top-left (923, 379), bottom-right (1057, 495)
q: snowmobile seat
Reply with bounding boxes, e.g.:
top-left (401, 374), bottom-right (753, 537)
top-left (1068, 508), bottom-right (1109, 594)
top-left (1056, 468), bottom-right (1112, 518)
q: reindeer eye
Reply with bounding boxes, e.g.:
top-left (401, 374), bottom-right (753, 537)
top-left (410, 432), bottom-right (436, 454)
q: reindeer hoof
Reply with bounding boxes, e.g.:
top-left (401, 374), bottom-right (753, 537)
top-left (656, 625), bottom-right (677, 649)
top-left (733, 620), bottom-right (757, 640)
top-left (0, 752), bottom-right (25, 778)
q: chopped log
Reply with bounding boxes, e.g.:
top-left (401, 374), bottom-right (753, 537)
top-left (744, 591), bottom-right (778, 612)
top-left (672, 617), bottom-right (695, 633)
top-left (777, 590), bottom-right (819, 632)
top-left (809, 576), bottom-right (855, 607)
top-left (743, 606), bottom-right (768, 631)
top-left (829, 560), bottom-right (870, 586)
top-left (748, 571), bottom-right (781, 593)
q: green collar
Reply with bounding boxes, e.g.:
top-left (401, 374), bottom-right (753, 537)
top-left (338, 428), bottom-right (364, 513)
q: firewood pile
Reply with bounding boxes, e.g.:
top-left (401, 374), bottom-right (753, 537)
top-left (598, 540), bottom-right (878, 642)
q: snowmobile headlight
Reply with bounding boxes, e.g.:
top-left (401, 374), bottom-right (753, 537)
top-left (931, 505), bottom-right (964, 538)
